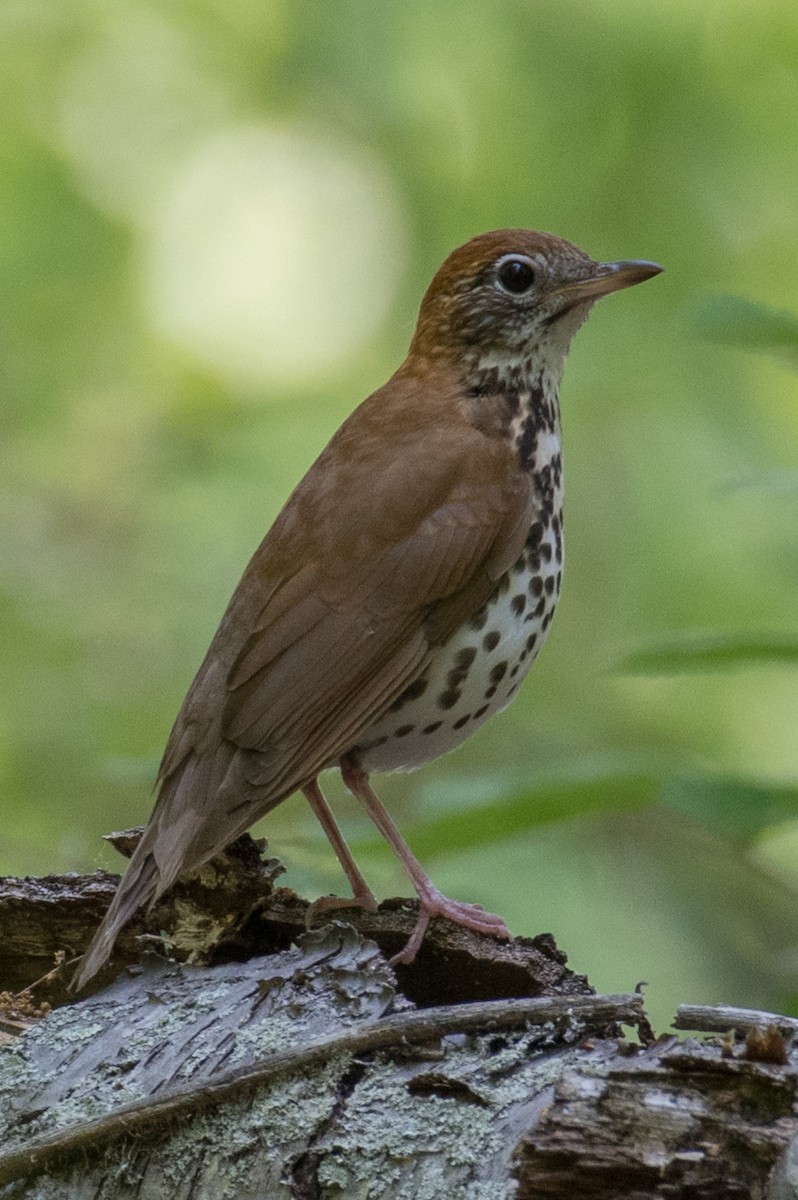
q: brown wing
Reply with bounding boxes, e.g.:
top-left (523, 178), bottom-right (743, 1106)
top-left (221, 435), bottom-right (532, 773)
top-left (73, 378), bottom-right (532, 989)
top-left (151, 378), bottom-right (531, 880)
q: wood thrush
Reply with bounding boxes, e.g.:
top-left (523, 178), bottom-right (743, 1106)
top-left (74, 230), bottom-right (661, 988)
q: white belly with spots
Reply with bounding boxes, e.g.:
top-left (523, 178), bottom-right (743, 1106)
top-left (355, 520), bottom-right (562, 774)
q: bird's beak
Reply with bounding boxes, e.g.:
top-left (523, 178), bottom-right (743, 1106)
top-left (553, 259), bottom-right (664, 303)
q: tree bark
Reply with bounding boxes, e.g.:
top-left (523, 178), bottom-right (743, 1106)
top-left (1, 835), bottom-right (797, 1198)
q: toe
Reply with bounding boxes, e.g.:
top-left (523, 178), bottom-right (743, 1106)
top-left (305, 891), bottom-right (378, 928)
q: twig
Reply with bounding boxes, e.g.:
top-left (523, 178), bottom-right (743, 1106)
top-left (674, 1004), bottom-right (798, 1036)
top-left (0, 992), bottom-right (642, 1186)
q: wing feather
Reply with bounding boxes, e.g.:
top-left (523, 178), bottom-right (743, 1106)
top-left (153, 378), bottom-right (534, 882)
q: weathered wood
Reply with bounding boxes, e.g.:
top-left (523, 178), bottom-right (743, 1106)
top-left (675, 1003), bottom-right (798, 1036)
top-left (3, 842), bottom-right (798, 1197)
top-left (0, 950), bottom-right (643, 1190)
top-left (0, 832), bottom-right (590, 1008)
top-left (0, 919), bottom-right (643, 1199)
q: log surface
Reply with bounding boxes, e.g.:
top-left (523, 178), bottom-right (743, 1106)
top-left (2, 839), bottom-right (798, 1198)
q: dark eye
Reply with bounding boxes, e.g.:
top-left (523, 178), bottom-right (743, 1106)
top-left (496, 256), bottom-right (536, 295)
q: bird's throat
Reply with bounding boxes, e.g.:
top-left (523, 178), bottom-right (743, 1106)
top-left (462, 352), bottom-right (563, 477)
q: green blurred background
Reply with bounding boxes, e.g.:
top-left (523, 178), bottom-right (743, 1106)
top-left (2, 0), bottom-right (798, 1029)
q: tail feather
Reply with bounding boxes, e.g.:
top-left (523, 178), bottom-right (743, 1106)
top-left (72, 743), bottom-right (292, 992)
top-left (71, 841), bottom-right (160, 991)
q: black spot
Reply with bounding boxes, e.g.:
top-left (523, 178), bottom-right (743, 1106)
top-left (529, 576), bottom-right (543, 597)
top-left (540, 544), bottom-right (553, 563)
top-left (542, 610), bottom-right (553, 630)
top-left (395, 724), bottom-right (415, 737)
top-left (490, 661), bottom-right (508, 684)
top-left (556, 570), bottom-right (562, 590)
top-left (510, 593), bottom-right (527, 617)
top-left (544, 576), bottom-right (555, 595)
top-left (453, 714), bottom-right (471, 730)
top-left (405, 677), bottom-right (428, 700)
top-left (423, 721), bottom-right (443, 734)
top-left (532, 597), bottom-right (546, 617)
top-left (517, 415), bottom-right (539, 470)
top-left (474, 704), bottom-right (489, 719)
top-left (510, 664), bottom-right (519, 678)
top-left (536, 462), bottom-right (552, 490)
top-left (530, 379), bottom-right (551, 424)
top-left (526, 522), bottom-right (543, 549)
top-left (483, 630), bottom-right (501, 652)
top-left (528, 554), bottom-right (541, 572)
top-left (446, 646), bottom-right (477, 690)
top-left (438, 689), bottom-right (461, 710)
top-left (526, 633), bottom-right (537, 652)
top-left (507, 682), bottom-right (519, 697)
top-left (512, 556), bottom-right (526, 574)
top-left (469, 606), bottom-right (488, 631)
top-left (387, 677), bottom-right (428, 711)
top-left (484, 685), bottom-right (497, 699)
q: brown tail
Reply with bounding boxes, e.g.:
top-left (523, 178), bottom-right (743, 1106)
top-left (71, 743), bottom-right (295, 991)
top-left (71, 834), bottom-right (161, 991)
top-left (71, 732), bottom-right (238, 990)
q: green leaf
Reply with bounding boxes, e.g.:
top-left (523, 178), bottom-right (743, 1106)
top-left (664, 776), bottom-right (798, 842)
top-left (350, 767), bottom-right (659, 860)
top-left (693, 295), bottom-right (798, 366)
top-left (619, 632), bottom-right (798, 674)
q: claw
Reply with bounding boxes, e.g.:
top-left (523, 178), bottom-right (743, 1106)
top-left (390, 887), bottom-right (511, 965)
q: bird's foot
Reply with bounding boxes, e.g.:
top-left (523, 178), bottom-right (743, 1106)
top-left (305, 889), bottom-right (379, 929)
top-left (391, 886), bottom-right (511, 966)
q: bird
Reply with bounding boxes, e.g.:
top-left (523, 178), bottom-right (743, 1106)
top-left (73, 229), bottom-right (662, 989)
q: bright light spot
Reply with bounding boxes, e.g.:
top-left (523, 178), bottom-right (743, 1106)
top-left (57, 8), bottom-right (232, 220)
top-left (144, 125), bottom-right (408, 388)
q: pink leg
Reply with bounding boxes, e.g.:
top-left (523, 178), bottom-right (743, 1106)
top-left (340, 755), bottom-right (510, 964)
top-left (302, 778), bottom-right (378, 924)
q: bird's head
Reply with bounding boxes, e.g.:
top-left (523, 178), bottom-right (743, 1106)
top-left (409, 229), bottom-right (662, 374)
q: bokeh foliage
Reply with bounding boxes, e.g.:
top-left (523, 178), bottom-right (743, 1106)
top-left (2, 0), bottom-right (797, 1028)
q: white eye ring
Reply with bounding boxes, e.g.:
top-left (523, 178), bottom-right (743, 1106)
top-left (494, 254), bottom-right (537, 296)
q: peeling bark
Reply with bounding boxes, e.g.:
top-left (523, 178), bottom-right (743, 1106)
top-left (0, 831), bottom-right (585, 1009)
top-left (2, 837), bottom-right (798, 1198)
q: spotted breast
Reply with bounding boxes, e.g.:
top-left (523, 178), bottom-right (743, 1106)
top-left (354, 363), bottom-right (564, 773)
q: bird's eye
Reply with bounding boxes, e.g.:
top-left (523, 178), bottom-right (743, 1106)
top-left (495, 256), bottom-right (537, 296)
